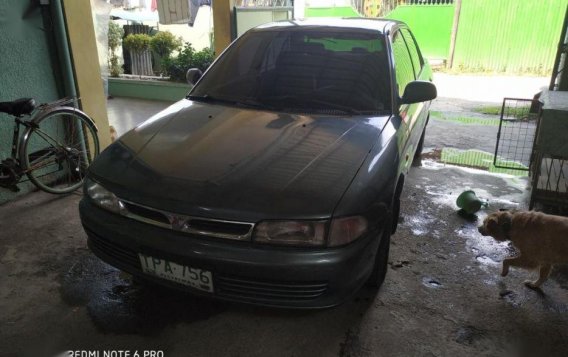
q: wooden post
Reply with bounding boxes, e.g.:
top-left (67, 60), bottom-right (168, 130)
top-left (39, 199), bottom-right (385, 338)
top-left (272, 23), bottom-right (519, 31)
top-left (62, 0), bottom-right (111, 149)
top-left (447, 0), bottom-right (462, 69)
top-left (213, 0), bottom-right (235, 57)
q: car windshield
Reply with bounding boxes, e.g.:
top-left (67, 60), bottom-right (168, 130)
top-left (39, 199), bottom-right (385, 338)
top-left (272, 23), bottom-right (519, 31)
top-left (189, 26), bottom-right (392, 115)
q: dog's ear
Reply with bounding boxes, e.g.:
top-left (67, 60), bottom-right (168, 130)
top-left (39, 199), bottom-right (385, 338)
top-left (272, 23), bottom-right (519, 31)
top-left (498, 211), bottom-right (513, 232)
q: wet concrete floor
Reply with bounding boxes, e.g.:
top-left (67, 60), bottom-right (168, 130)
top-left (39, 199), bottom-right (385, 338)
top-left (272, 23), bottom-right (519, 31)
top-left (3, 87), bottom-right (568, 356)
top-left (2, 160), bottom-right (568, 357)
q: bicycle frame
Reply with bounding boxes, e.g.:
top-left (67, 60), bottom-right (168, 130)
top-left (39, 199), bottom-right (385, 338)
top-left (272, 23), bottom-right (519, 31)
top-left (11, 117), bottom-right (27, 163)
top-left (0, 114), bottom-right (36, 190)
top-left (11, 115), bottom-right (49, 171)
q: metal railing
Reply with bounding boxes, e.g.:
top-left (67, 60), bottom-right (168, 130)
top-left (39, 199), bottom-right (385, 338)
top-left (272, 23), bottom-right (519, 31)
top-left (235, 0), bottom-right (292, 7)
top-left (493, 98), bottom-right (540, 171)
top-left (401, 0), bottom-right (453, 5)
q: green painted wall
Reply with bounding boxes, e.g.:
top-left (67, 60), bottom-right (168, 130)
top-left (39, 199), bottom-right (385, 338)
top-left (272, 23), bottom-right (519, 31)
top-left (453, 0), bottom-right (567, 74)
top-left (305, 7), bottom-right (361, 18)
top-left (386, 5), bottom-right (454, 60)
top-left (0, 1), bottom-right (62, 203)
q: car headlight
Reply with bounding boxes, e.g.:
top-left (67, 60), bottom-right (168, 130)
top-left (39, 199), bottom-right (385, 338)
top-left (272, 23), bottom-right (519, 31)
top-left (85, 177), bottom-right (124, 214)
top-left (328, 216), bottom-right (368, 247)
top-left (253, 220), bottom-right (327, 246)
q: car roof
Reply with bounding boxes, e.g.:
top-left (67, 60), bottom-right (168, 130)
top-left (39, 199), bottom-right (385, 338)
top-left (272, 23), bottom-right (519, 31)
top-left (253, 17), bottom-right (405, 35)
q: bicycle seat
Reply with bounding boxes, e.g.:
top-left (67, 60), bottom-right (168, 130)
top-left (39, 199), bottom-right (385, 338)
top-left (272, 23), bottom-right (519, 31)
top-left (0, 98), bottom-right (36, 116)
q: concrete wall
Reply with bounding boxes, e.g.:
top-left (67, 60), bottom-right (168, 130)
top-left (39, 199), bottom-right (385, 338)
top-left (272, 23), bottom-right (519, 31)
top-left (0, 1), bottom-right (63, 202)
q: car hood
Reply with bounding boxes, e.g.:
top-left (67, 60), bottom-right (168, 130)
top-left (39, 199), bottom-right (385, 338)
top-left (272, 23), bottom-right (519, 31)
top-left (90, 99), bottom-right (391, 222)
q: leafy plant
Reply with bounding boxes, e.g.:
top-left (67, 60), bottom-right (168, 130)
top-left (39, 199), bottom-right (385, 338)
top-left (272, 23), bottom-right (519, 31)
top-left (123, 34), bottom-right (152, 53)
top-left (162, 43), bottom-right (215, 82)
top-left (150, 31), bottom-right (182, 59)
top-left (108, 21), bottom-right (123, 52)
top-left (109, 56), bottom-right (121, 77)
top-left (191, 47), bottom-right (214, 73)
top-left (108, 21), bottom-right (124, 77)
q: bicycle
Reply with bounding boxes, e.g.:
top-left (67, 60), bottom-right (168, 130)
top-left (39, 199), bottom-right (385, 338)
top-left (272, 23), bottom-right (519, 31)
top-left (0, 97), bottom-right (99, 194)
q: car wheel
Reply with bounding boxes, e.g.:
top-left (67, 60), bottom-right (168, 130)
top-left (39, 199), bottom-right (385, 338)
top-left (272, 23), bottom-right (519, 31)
top-left (391, 178), bottom-right (404, 234)
top-left (366, 216), bottom-right (392, 289)
top-left (412, 126), bottom-right (426, 167)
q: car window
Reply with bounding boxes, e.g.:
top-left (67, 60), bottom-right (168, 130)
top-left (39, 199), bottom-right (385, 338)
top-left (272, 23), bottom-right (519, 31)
top-left (230, 33), bottom-right (282, 80)
top-left (392, 31), bottom-right (415, 97)
top-left (190, 28), bottom-right (392, 114)
top-left (400, 29), bottom-right (423, 77)
top-left (307, 37), bottom-right (384, 53)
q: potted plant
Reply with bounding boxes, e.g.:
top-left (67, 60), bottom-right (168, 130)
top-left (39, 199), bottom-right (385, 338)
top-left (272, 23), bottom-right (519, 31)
top-left (108, 21), bottom-right (124, 77)
top-left (123, 33), bottom-right (153, 76)
top-left (150, 31), bottom-right (182, 74)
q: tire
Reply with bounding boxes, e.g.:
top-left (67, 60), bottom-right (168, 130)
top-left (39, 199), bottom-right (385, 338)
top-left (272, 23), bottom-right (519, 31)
top-left (21, 106), bottom-right (99, 194)
top-left (412, 126), bottom-right (426, 167)
top-left (391, 177), bottom-right (404, 234)
top-left (366, 215), bottom-right (392, 289)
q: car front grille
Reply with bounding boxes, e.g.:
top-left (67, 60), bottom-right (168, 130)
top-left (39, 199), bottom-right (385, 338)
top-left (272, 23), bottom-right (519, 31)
top-left (118, 199), bottom-right (255, 241)
top-left (86, 232), bottom-right (328, 304)
top-left (216, 275), bottom-right (328, 303)
top-left (87, 229), bottom-right (140, 271)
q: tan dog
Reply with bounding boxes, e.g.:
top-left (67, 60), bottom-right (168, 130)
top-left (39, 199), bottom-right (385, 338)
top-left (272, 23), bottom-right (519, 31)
top-left (478, 210), bottom-right (568, 289)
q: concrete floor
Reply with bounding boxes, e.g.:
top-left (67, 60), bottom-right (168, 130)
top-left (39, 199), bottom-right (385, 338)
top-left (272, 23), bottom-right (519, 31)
top-left (3, 76), bottom-right (568, 357)
top-left (433, 73), bottom-right (548, 103)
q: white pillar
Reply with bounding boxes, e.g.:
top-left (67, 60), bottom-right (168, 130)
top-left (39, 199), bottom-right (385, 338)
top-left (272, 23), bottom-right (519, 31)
top-left (294, 0), bottom-right (305, 19)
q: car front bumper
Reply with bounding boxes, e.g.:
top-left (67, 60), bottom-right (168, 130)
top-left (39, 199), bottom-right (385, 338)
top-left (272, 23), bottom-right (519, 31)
top-left (79, 198), bottom-right (384, 308)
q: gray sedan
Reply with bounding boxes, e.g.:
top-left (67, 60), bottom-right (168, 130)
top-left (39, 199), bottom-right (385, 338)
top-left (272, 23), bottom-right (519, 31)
top-left (80, 18), bottom-right (436, 308)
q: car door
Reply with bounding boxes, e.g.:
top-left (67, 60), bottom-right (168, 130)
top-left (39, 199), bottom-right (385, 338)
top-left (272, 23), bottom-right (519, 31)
top-left (391, 28), bottom-right (419, 174)
top-left (400, 28), bottom-right (432, 146)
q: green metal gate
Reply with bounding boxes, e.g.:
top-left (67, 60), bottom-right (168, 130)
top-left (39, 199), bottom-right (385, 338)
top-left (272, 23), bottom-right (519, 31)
top-left (452, 0), bottom-right (567, 74)
top-left (385, 0), bottom-right (454, 60)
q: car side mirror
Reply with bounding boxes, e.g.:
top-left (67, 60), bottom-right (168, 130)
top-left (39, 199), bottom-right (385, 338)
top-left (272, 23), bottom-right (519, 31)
top-left (186, 68), bottom-right (203, 85)
top-left (401, 80), bottom-right (437, 105)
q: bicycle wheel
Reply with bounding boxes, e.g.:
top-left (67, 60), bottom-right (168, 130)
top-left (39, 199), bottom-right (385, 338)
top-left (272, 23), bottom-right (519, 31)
top-left (21, 106), bottom-right (100, 194)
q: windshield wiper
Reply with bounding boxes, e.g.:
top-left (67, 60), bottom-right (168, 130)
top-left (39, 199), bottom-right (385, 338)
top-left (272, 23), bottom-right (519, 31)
top-left (234, 98), bottom-right (279, 111)
top-left (187, 94), bottom-right (231, 104)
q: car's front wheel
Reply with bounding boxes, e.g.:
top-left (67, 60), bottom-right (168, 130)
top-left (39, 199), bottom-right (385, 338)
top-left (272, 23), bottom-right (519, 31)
top-left (366, 216), bottom-right (392, 289)
top-left (412, 126), bottom-right (426, 167)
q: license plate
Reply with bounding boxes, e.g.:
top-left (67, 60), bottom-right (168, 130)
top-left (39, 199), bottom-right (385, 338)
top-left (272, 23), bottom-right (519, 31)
top-left (138, 254), bottom-right (213, 293)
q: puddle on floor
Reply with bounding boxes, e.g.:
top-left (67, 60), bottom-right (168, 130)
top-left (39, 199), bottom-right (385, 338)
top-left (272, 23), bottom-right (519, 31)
top-left (422, 277), bottom-right (443, 288)
top-left (404, 213), bottom-right (437, 236)
top-left (476, 255), bottom-right (500, 266)
top-left (455, 325), bottom-right (487, 346)
top-left (457, 221), bottom-right (512, 270)
top-left (59, 253), bottom-right (226, 335)
top-left (412, 162), bottom-right (528, 272)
